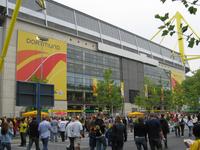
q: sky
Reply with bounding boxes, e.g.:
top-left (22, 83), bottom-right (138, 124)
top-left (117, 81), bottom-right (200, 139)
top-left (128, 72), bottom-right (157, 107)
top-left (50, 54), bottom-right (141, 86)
top-left (54, 0), bottom-right (200, 72)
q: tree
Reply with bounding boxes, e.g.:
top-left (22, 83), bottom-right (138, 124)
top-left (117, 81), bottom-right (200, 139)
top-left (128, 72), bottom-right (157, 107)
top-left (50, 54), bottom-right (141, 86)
top-left (171, 83), bottom-right (186, 111)
top-left (135, 77), bottom-right (170, 110)
top-left (155, 0), bottom-right (199, 48)
top-left (30, 75), bottom-right (48, 83)
top-left (181, 70), bottom-right (200, 110)
top-left (95, 69), bottom-right (122, 115)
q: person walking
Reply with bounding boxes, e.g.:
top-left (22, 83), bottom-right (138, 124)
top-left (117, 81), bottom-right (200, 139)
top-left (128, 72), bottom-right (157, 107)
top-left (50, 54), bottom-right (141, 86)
top-left (187, 115), bottom-right (194, 137)
top-left (0, 121), bottom-right (14, 150)
top-left (179, 116), bottom-right (185, 136)
top-left (19, 118), bottom-right (28, 147)
top-left (160, 114), bottom-right (170, 149)
top-left (173, 114), bottom-right (180, 137)
top-left (58, 117), bottom-right (68, 142)
top-left (26, 117), bottom-right (40, 150)
top-left (111, 116), bottom-right (127, 150)
top-left (95, 113), bottom-right (107, 150)
top-left (66, 118), bottom-right (75, 150)
top-left (50, 117), bottom-right (58, 142)
top-left (38, 117), bottom-right (51, 150)
top-left (88, 116), bottom-right (97, 150)
top-left (146, 113), bottom-right (162, 150)
top-left (134, 117), bottom-right (148, 150)
top-left (66, 116), bottom-right (83, 150)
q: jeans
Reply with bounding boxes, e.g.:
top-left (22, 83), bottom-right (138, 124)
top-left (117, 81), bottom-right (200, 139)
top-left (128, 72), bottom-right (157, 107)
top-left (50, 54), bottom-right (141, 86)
top-left (175, 126), bottom-right (180, 137)
top-left (112, 141), bottom-right (123, 150)
top-left (27, 136), bottom-right (40, 150)
top-left (67, 137), bottom-right (75, 150)
top-left (1, 143), bottom-right (11, 150)
top-left (163, 134), bottom-right (168, 148)
top-left (135, 137), bottom-right (148, 150)
top-left (96, 136), bottom-right (107, 150)
top-left (60, 131), bottom-right (65, 142)
top-left (20, 132), bottom-right (27, 146)
top-left (41, 138), bottom-right (49, 150)
top-left (188, 126), bottom-right (193, 137)
top-left (180, 125), bottom-right (185, 136)
top-left (50, 132), bottom-right (58, 142)
top-left (149, 138), bottom-right (162, 150)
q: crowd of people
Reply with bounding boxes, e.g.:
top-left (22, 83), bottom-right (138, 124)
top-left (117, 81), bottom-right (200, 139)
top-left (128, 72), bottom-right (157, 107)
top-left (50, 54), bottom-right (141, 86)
top-left (0, 112), bottom-right (200, 150)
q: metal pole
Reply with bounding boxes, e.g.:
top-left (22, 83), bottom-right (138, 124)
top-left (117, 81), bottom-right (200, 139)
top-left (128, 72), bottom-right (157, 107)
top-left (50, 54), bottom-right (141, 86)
top-left (0, 0), bottom-right (22, 71)
top-left (36, 83), bottom-right (41, 122)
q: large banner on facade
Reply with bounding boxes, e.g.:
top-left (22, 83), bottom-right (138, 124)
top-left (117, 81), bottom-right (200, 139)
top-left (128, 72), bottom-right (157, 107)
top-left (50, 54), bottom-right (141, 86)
top-left (171, 70), bottom-right (185, 89)
top-left (16, 30), bottom-right (67, 100)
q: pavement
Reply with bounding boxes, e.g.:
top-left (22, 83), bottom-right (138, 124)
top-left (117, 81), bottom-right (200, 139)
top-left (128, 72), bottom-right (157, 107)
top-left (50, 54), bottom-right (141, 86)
top-left (11, 130), bottom-right (192, 150)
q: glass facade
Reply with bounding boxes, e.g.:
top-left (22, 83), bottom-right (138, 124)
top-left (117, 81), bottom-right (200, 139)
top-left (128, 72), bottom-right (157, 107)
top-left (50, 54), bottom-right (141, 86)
top-left (67, 44), bottom-right (120, 106)
top-left (144, 65), bottom-right (171, 89)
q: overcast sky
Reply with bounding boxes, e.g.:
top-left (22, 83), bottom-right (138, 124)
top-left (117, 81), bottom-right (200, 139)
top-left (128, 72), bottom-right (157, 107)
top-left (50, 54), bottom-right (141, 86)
top-left (54, 0), bottom-right (200, 72)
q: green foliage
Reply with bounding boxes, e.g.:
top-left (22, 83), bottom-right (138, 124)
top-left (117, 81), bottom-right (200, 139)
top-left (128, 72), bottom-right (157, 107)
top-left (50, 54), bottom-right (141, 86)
top-left (156, 0), bottom-right (199, 48)
top-left (95, 69), bottom-right (122, 113)
top-left (30, 75), bottom-right (48, 83)
top-left (171, 83), bottom-right (186, 111)
top-left (169, 70), bottom-right (200, 111)
top-left (188, 6), bottom-right (198, 14)
top-left (188, 37), bottom-right (196, 48)
top-left (135, 77), bottom-right (171, 110)
top-left (181, 70), bottom-right (200, 109)
top-left (182, 25), bottom-right (188, 33)
top-left (162, 30), bottom-right (169, 36)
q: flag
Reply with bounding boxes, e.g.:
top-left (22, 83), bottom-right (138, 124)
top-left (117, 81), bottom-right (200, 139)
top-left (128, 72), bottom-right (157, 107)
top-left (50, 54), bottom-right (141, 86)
top-left (144, 84), bottom-right (148, 97)
top-left (120, 81), bottom-right (124, 97)
top-left (92, 78), bottom-right (98, 96)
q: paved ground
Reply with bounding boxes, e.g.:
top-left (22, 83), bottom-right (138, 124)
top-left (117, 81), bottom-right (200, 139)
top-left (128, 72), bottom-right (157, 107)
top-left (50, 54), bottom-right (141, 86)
top-left (12, 130), bottom-right (192, 150)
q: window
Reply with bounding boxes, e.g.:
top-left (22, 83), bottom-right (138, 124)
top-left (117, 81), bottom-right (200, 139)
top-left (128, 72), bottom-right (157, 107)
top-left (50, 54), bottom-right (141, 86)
top-left (129, 90), bottom-right (139, 103)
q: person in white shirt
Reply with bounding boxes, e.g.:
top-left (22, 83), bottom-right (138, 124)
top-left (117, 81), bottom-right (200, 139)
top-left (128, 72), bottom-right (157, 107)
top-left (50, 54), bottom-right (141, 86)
top-left (38, 117), bottom-right (51, 150)
top-left (58, 117), bottom-right (68, 142)
top-left (66, 116), bottom-right (83, 150)
top-left (50, 117), bottom-right (59, 142)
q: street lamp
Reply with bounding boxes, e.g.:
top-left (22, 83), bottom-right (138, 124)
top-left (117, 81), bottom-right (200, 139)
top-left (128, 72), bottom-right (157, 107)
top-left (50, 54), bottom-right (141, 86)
top-left (35, 35), bottom-right (48, 122)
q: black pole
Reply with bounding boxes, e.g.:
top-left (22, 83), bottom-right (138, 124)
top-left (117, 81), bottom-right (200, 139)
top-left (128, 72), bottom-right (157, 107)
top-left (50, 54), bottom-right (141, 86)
top-left (36, 83), bottom-right (41, 123)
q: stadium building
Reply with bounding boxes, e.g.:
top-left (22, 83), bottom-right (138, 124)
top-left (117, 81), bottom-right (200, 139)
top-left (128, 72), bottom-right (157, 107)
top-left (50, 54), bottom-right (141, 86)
top-left (0, 0), bottom-right (189, 116)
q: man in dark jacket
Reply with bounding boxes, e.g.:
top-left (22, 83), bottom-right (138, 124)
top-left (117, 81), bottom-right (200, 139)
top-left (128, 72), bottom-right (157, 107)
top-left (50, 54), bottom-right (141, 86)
top-left (27, 117), bottom-right (40, 150)
top-left (146, 113), bottom-right (162, 150)
top-left (95, 113), bottom-right (106, 150)
top-left (111, 116), bottom-right (127, 150)
top-left (160, 114), bottom-right (169, 149)
top-left (134, 117), bottom-right (148, 150)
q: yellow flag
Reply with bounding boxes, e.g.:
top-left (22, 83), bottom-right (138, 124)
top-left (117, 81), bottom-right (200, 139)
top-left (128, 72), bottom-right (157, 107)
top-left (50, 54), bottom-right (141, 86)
top-left (120, 81), bottom-right (124, 97)
top-left (144, 84), bottom-right (148, 97)
top-left (92, 78), bottom-right (98, 96)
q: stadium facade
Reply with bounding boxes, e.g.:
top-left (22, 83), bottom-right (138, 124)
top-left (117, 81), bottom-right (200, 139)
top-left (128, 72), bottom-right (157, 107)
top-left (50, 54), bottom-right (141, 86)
top-left (0, 0), bottom-right (189, 116)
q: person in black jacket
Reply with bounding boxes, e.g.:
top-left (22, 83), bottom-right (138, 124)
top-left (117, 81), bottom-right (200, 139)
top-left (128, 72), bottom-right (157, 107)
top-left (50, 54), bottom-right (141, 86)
top-left (160, 114), bottom-right (169, 149)
top-left (146, 113), bottom-right (162, 150)
top-left (111, 116), bottom-right (127, 150)
top-left (95, 113), bottom-right (107, 150)
top-left (134, 117), bottom-right (148, 150)
top-left (27, 117), bottom-right (40, 150)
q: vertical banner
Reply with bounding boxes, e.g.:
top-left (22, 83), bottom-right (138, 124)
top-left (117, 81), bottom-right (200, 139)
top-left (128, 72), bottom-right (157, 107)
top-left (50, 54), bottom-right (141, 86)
top-left (144, 84), bottom-right (148, 97)
top-left (16, 30), bottom-right (67, 100)
top-left (92, 78), bottom-right (98, 96)
top-left (120, 81), bottom-right (124, 97)
top-left (171, 70), bottom-right (185, 90)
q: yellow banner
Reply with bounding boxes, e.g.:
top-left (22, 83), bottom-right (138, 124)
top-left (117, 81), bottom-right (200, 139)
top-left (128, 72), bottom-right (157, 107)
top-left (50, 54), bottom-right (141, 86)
top-left (92, 78), bottom-right (98, 96)
top-left (120, 81), bottom-right (124, 97)
top-left (16, 30), bottom-right (67, 100)
top-left (171, 70), bottom-right (185, 89)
